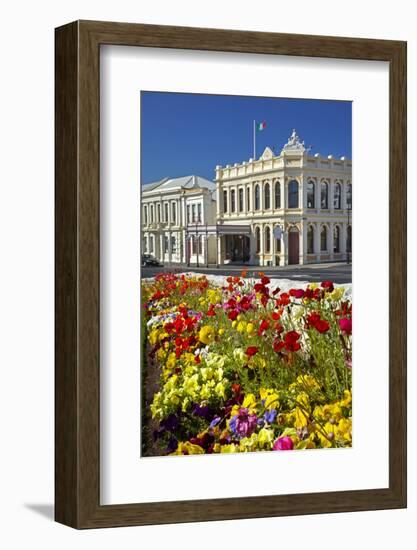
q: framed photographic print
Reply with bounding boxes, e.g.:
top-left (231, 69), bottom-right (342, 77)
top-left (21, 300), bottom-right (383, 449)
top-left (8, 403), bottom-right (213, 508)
top-left (55, 20), bottom-right (407, 528)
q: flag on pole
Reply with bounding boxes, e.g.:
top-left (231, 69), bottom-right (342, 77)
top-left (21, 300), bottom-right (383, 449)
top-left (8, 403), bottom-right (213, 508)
top-left (253, 120), bottom-right (267, 159)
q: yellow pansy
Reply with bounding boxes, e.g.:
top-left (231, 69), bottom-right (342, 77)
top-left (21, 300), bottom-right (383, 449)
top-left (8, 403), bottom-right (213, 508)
top-left (246, 322), bottom-right (255, 335)
top-left (198, 325), bottom-right (215, 345)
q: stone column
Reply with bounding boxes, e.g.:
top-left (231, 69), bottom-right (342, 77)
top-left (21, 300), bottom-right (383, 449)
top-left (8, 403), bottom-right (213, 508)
top-left (168, 231), bottom-right (172, 264)
top-left (216, 183), bottom-right (222, 217)
top-left (328, 222), bottom-right (334, 260)
top-left (340, 222), bottom-right (347, 260)
top-left (314, 223), bottom-right (321, 263)
top-left (282, 180), bottom-right (287, 210)
top-left (217, 235), bottom-right (223, 266)
top-left (159, 233), bottom-right (164, 262)
top-left (259, 223), bottom-right (264, 266)
top-left (315, 180), bottom-right (320, 211)
top-left (272, 225), bottom-right (277, 266)
top-left (282, 229), bottom-right (288, 266)
top-left (300, 219), bottom-right (307, 265)
top-left (249, 227), bottom-right (256, 264)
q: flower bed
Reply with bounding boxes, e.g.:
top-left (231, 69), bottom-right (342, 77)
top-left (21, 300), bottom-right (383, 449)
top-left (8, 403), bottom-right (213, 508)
top-left (142, 272), bottom-right (352, 455)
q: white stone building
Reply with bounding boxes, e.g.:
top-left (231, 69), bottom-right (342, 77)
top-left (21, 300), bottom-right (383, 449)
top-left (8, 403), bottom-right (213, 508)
top-left (141, 175), bottom-right (217, 265)
top-left (215, 129), bottom-right (352, 266)
top-left (141, 130), bottom-right (352, 267)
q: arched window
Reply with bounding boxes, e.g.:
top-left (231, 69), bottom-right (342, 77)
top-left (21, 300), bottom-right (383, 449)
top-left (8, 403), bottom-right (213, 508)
top-left (288, 180), bottom-right (299, 209)
top-left (247, 187), bottom-right (251, 211)
top-left (321, 225), bottom-right (327, 251)
top-left (346, 183), bottom-right (352, 209)
top-left (264, 182), bottom-right (271, 210)
top-left (239, 188), bottom-right (244, 212)
top-left (255, 184), bottom-right (260, 210)
top-left (143, 205), bottom-right (148, 224)
top-left (334, 225), bottom-right (340, 253)
top-left (265, 226), bottom-right (271, 253)
top-left (321, 181), bottom-right (329, 209)
top-left (274, 181), bottom-right (281, 209)
top-left (334, 182), bottom-right (341, 209)
top-left (164, 203), bottom-right (169, 222)
top-left (255, 227), bottom-right (261, 253)
top-left (171, 203), bottom-right (176, 224)
top-left (307, 225), bottom-right (314, 254)
top-left (230, 189), bottom-right (236, 213)
top-left (307, 180), bottom-right (315, 209)
top-left (275, 226), bottom-right (281, 253)
top-left (150, 204), bottom-right (154, 223)
top-left (223, 190), bottom-right (228, 213)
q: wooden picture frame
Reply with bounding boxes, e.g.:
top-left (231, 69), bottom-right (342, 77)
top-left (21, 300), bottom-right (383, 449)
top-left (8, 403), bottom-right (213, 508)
top-left (55, 20), bottom-right (407, 528)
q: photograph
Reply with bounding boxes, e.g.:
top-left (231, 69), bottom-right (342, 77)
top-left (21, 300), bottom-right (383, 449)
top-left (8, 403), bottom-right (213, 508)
top-left (140, 92), bottom-right (353, 456)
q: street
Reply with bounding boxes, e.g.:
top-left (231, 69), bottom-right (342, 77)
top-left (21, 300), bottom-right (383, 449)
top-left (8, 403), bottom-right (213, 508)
top-left (142, 262), bottom-right (352, 284)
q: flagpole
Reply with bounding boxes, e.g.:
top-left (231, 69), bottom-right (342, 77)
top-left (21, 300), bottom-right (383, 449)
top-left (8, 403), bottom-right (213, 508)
top-left (253, 119), bottom-right (256, 159)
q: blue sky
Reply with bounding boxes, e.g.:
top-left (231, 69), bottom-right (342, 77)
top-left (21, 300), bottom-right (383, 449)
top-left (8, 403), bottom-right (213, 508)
top-left (141, 91), bottom-right (352, 184)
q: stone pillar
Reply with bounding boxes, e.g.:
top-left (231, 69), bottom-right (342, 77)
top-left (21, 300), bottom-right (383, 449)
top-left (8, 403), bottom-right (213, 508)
top-left (315, 181), bottom-right (320, 211)
top-left (282, 229), bottom-right (288, 266)
top-left (340, 222), bottom-right (347, 260)
top-left (216, 183), bottom-right (222, 217)
top-left (249, 227), bottom-right (256, 264)
top-left (282, 180), bottom-right (286, 210)
top-left (314, 223), bottom-right (321, 263)
top-left (328, 222), bottom-right (334, 261)
top-left (168, 231), bottom-right (172, 264)
top-left (272, 226), bottom-right (276, 266)
top-left (217, 235), bottom-right (223, 266)
top-left (159, 233), bottom-right (164, 262)
top-left (259, 223), bottom-right (264, 266)
top-left (300, 219), bottom-right (307, 265)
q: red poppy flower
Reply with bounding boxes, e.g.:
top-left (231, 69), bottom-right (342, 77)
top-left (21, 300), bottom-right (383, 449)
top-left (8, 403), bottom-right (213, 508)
top-left (306, 312), bottom-right (321, 328)
top-left (272, 311), bottom-right (281, 321)
top-left (232, 383), bottom-right (241, 394)
top-left (258, 319), bottom-right (270, 335)
top-left (261, 276), bottom-right (270, 285)
top-left (284, 331), bottom-right (301, 352)
top-left (245, 346), bottom-right (259, 357)
top-left (277, 293), bottom-right (290, 306)
top-left (321, 280), bottom-right (334, 292)
top-left (206, 306), bottom-right (216, 317)
top-left (228, 310), bottom-right (239, 321)
top-left (289, 288), bottom-right (305, 299)
top-left (273, 339), bottom-right (285, 353)
top-left (315, 319), bottom-right (330, 333)
top-left (339, 317), bottom-right (352, 334)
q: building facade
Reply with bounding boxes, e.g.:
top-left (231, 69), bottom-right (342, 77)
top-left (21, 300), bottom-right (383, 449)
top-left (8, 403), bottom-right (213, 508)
top-left (141, 130), bottom-right (352, 267)
top-left (141, 175), bottom-right (217, 265)
top-left (215, 129), bottom-right (352, 266)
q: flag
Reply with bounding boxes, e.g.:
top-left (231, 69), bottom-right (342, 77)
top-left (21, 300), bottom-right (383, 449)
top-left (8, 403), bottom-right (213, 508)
top-left (256, 121), bottom-right (266, 131)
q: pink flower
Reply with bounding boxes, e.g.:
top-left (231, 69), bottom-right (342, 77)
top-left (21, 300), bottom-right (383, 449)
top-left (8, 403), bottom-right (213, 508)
top-left (273, 436), bottom-right (294, 451)
top-left (339, 317), bottom-right (352, 335)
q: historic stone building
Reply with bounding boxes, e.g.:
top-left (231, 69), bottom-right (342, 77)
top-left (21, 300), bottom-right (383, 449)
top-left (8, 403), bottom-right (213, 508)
top-left (141, 175), bottom-right (217, 265)
top-left (215, 129), bottom-right (352, 266)
top-left (141, 130), bottom-right (352, 267)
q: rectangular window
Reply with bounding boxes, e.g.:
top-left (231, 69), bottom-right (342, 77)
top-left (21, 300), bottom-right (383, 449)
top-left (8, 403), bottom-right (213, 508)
top-left (197, 203), bottom-right (202, 222)
top-left (223, 190), bottom-right (228, 213)
top-left (164, 235), bottom-right (169, 253)
top-left (172, 203), bottom-right (176, 224)
top-left (164, 203), bottom-right (169, 223)
top-left (192, 204), bottom-right (196, 222)
top-left (187, 205), bottom-right (190, 224)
